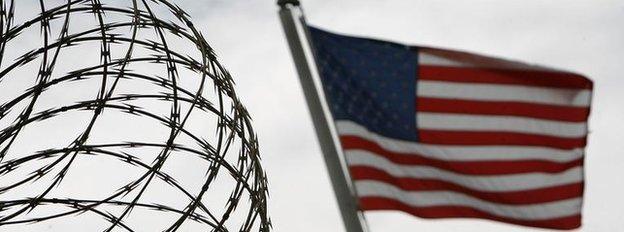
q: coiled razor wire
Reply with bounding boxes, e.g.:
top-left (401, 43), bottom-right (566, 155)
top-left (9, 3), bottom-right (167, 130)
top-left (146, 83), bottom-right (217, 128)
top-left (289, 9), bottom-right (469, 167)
top-left (0, 0), bottom-right (269, 231)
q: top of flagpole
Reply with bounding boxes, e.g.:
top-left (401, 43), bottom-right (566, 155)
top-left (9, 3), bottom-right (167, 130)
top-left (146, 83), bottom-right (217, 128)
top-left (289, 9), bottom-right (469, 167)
top-left (277, 0), bottom-right (300, 7)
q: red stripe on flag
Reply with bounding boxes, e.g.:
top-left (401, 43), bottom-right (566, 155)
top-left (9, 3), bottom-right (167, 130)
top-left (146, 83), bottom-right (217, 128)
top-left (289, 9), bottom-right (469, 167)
top-left (419, 65), bottom-right (592, 89)
top-left (359, 197), bottom-right (582, 230)
top-left (341, 136), bottom-right (583, 175)
top-left (350, 166), bottom-right (584, 205)
top-left (417, 97), bottom-right (590, 122)
top-left (418, 130), bottom-right (586, 150)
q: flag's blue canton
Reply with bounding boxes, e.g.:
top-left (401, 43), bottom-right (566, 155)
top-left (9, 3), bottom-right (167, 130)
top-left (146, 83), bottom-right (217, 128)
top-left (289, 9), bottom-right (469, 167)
top-left (308, 27), bottom-right (419, 142)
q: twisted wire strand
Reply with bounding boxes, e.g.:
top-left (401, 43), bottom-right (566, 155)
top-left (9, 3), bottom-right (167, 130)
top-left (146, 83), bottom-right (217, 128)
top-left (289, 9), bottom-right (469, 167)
top-left (0, 0), bottom-right (270, 231)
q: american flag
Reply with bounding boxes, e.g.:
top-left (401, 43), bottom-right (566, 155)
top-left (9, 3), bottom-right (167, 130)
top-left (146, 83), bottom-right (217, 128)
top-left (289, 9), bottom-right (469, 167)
top-left (308, 26), bottom-right (592, 230)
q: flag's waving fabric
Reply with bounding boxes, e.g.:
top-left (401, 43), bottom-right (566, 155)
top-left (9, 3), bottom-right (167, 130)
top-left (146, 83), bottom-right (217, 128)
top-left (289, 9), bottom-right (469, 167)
top-left (308, 26), bottom-right (592, 230)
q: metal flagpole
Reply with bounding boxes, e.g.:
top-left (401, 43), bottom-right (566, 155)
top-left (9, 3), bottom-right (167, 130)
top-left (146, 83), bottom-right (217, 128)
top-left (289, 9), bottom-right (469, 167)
top-left (277, 1), bottom-right (367, 232)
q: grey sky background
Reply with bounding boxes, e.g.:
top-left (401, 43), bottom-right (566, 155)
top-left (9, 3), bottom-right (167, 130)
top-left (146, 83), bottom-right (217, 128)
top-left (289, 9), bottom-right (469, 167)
top-left (1, 0), bottom-right (621, 231)
top-left (176, 0), bottom-right (624, 231)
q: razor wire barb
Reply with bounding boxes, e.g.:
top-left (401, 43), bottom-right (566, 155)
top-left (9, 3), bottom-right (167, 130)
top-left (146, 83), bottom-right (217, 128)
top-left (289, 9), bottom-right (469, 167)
top-left (0, 0), bottom-right (270, 231)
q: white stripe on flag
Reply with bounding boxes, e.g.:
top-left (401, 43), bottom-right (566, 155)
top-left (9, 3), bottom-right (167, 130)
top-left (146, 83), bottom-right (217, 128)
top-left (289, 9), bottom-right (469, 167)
top-left (419, 52), bottom-right (474, 68)
top-left (417, 112), bottom-right (587, 138)
top-left (355, 180), bottom-right (583, 220)
top-left (417, 80), bottom-right (592, 107)
top-left (418, 51), bottom-right (555, 71)
top-left (335, 121), bottom-right (584, 162)
top-left (345, 150), bottom-right (583, 192)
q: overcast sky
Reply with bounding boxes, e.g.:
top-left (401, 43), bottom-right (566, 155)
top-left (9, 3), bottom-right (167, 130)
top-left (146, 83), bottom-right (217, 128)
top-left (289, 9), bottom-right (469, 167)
top-left (175, 1), bottom-right (624, 231)
top-left (2, 0), bottom-right (622, 231)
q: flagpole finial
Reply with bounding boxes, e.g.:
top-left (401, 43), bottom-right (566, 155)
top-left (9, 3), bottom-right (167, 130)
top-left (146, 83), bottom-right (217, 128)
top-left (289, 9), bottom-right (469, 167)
top-left (277, 0), bottom-right (300, 7)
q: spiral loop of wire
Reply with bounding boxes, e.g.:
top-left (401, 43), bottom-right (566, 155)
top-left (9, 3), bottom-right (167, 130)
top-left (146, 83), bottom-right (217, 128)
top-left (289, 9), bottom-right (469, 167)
top-left (0, 0), bottom-right (269, 231)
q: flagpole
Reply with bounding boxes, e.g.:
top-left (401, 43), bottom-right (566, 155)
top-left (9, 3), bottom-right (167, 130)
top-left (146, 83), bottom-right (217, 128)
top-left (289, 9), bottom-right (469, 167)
top-left (277, 1), bottom-right (367, 232)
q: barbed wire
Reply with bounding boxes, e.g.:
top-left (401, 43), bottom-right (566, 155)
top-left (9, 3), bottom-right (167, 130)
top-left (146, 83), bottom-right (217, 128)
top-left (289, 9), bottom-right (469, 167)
top-left (0, 0), bottom-right (269, 231)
